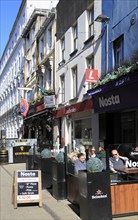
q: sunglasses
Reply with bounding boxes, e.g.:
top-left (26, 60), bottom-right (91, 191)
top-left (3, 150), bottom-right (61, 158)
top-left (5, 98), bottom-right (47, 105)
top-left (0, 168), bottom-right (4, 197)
top-left (112, 154), bottom-right (118, 156)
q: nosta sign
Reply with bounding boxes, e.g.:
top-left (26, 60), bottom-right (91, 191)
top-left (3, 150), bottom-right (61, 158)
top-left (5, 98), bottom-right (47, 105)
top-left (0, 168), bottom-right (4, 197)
top-left (125, 160), bottom-right (138, 168)
top-left (99, 95), bottom-right (120, 108)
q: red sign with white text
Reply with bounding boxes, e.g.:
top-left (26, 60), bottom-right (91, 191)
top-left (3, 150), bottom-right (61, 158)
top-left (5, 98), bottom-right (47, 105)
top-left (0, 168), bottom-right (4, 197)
top-left (85, 69), bottom-right (98, 83)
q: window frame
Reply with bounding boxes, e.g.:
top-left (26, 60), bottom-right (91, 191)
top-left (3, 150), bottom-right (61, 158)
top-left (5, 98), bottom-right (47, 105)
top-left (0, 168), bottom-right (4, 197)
top-left (88, 7), bottom-right (94, 38)
top-left (113, 35), bottom-right (124, 68)
top-left (72, 22), bottom-right (78, 51)
top-left (60, 74), bottom-right (65, 103)
top-left (61, 37), bottom-right (65, 61)
top-left (72, 66), bottom-right (78, 98)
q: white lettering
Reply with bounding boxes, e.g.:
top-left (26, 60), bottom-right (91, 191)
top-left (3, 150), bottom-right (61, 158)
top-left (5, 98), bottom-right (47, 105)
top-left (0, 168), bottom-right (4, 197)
top-left (65, 107), bottom-right (76, 114)
top-left (92, 194), bottom-right (107, 199)
top-left (20, 172), bottom-right (36, 177)
top-left (131, 152), bottom-right (138, 156)
top-left (99, 95), bottom-right (120, 108)
top-left (125, 160), bottom-right (138, 168)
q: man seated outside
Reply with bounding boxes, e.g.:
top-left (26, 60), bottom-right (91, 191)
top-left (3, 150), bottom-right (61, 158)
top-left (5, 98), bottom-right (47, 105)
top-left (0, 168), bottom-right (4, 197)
top-left (109, 149), bottom-right (129, 173)
top-left (74, 153), bottom-right (86, 175)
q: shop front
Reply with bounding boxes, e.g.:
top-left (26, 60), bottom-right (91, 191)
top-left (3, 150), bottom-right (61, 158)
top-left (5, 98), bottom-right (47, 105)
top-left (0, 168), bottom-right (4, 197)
top-left (23, 98), bottom-right (55, 152)
top-left (87, 71), bottom-right (138, 217)
top-left (53, 99), bottom-right (93, 152)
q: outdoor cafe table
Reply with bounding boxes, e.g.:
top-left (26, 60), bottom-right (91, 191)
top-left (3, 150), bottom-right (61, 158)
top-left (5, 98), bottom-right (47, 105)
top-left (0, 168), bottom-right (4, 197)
top-left (115, 168), bottom-right (138, 174)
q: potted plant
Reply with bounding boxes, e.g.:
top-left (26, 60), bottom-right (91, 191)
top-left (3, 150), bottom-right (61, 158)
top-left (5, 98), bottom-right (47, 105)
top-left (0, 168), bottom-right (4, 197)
top-left (78, 157), bottom-right (112, 220)
top-left (34, 148), bottom-right (53, 189)
top-left (52, 152), bottom-right (67, 200)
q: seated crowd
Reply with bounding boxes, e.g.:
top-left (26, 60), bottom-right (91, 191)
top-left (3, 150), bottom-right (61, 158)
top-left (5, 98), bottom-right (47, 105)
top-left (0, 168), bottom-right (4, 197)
top-left (68, 145), bottom-right (106, 174)
top-left (68, 146), bottom-right (130, 175)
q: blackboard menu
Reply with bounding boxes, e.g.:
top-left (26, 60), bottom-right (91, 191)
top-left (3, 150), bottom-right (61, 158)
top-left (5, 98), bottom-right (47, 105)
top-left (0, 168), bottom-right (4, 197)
top-left (17, 170), bottom-right (39, 201)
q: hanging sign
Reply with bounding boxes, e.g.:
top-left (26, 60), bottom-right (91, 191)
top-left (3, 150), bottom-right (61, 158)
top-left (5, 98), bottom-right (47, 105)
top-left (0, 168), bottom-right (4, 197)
top-left (12, 170), bottom-right (42, 208)
top-left (85, 69), bottom-right (98, 82)
top-left (44, 95), bottom-right (56, 108)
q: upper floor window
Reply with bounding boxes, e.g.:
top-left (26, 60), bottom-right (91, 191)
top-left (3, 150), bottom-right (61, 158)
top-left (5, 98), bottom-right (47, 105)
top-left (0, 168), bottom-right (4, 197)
top-left (31, 23), bottom-right (35, 42)
top-left (27, 60), bottom-right (31, 77)
top-left (72, 23), bottom-right (78, 51)
top-left (88, 7), bottom-right (94, 38)
top-left (47, 26), bottom-right (52, 52)
top-left (26, 32), bottom-right (30, 51)
top-left (46, 69), bottom-right (51, 89)
top-left (12, 40), bottom-right (14, 49)
top-left (40, 37), bottom-right (44, 60)
top-left (18, 54), bottom-right (20, 71)
top-left (86, 55), bottom-right (94, 90)
top-left (15, 33), bottom-right (17, 42)
top-left (61, 37), bottom-right (65, 60)
top-left (60, 74), bottom-right (65, 103)
top-left (113, 35), bottom-right (124, 68)
top-left (32, 53), bottom-right (36, 72)
top-left (72, 66), bottom-right (78, 98)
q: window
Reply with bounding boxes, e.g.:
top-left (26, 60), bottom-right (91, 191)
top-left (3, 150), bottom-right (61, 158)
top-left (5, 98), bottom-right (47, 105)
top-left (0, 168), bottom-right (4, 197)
top-left (46, 69), bottom-right (51, 89)
top-left (26, 32), bottom-right (30, 51)
top-left (86, 55), bottom-right (94, 89)
top-left (60, 74), bottom-right (65, 103)
top-left (72, 23), bottom-right (78, 50)
top-left (27, 60), bottom-right (31, 77)
top-left (18, 54), bottom-right (20, 71)
top-left (88, 7), bottom-right (94, 38)
top-left (47, 26), bottom-right (52, 52)
top-left (40, 37), bottom-right (44, 60)
top-left (32, 53), bottom-right (36, 72)
top-left (121, 111), bottom-right (136, 144)
top-left (27, 90), bottom-right (34, 101)
top-left (113, 35), bottom-right (124, 68)
top-left (72, 66), bottom-right (78, 98)
top-left (61, 37), bottom-right (65, 60)
top-left (31, 23), bottom-right (35, 42)
top-left (74, 118), bottom-right (92, 147)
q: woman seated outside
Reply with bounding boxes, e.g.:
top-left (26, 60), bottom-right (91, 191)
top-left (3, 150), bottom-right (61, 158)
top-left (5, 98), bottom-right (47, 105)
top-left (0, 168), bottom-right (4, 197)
top-left (89, 146), bottom-right (97, 158)
top-left (68, 147), bottom-right (80, 162)
top-left (74, 153), bottom-right (86, 175)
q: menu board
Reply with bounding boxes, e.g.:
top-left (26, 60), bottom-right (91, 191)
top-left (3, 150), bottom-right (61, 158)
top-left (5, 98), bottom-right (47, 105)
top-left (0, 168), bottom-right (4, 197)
top-left (13, 170), bottom-right (42, 208)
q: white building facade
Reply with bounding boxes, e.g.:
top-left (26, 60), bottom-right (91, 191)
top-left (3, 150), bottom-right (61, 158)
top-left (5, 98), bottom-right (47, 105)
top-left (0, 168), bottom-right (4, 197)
top-left (53, 0), bottom-right (106, 151)
top-left (0, 0), bottom-right (58, 139)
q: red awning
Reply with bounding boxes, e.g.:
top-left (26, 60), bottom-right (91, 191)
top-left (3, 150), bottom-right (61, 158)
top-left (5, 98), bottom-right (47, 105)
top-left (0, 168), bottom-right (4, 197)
top-left (53, 99), bottom-right (93, 119)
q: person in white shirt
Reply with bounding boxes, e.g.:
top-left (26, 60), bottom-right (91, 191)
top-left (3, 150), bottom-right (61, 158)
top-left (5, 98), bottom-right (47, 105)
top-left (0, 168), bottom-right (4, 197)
top-left (109, 149), bottom-right (129, 173)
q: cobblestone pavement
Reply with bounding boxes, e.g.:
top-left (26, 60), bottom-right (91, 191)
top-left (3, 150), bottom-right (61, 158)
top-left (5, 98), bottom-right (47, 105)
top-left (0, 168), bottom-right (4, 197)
top-left (0, 163), bottom-right (137, 220)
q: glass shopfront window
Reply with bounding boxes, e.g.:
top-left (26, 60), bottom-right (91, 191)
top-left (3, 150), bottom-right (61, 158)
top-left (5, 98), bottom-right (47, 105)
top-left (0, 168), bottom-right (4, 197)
top-left (121, 111), bottom-right (136, 144)
top-left (74, 118), bottom-right (92, 147)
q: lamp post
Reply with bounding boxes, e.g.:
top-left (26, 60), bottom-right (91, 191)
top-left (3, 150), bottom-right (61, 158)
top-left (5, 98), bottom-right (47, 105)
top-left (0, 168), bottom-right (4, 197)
top-left (95, 14), bottom-right (110, 73)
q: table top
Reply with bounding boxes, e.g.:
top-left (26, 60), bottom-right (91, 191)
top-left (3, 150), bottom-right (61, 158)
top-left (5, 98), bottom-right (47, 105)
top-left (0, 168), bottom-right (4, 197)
top-left (116, 168), bottom-right (138, 174)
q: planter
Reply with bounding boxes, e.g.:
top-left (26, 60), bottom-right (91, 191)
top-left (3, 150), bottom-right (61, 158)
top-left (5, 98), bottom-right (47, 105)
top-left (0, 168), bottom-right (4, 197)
top-left (34, 156), bottom-right (54, 189)
top-left (78, 170), bottom-right (112, 220)
top-left (67, 174), bottom-right (80, 206)
top-left (52, 160), bottom-right (67, 200)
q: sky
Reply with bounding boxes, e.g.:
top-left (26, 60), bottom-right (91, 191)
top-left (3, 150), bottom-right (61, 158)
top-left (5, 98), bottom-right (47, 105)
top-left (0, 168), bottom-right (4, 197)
top-left (0, 0), bottom-right (22, 59)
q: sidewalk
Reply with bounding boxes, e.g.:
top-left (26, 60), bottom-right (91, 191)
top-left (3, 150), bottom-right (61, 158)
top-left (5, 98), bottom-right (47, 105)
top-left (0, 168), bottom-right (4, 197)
top-left (0, 163), bottom-right (138, 220)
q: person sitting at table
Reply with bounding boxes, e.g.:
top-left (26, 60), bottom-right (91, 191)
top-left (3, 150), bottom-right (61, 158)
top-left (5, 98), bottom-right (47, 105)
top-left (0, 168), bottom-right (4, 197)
top-left (74, 153), bottom-right (86, 175)
top-left (89, 146), bottom-right (97, 158)
top-left (109, 149), bottom-right (129, 173)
